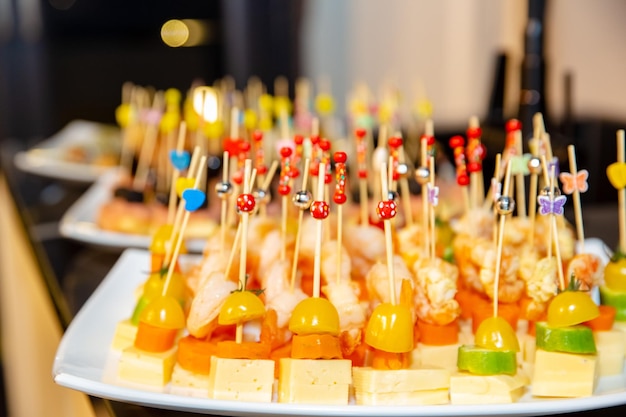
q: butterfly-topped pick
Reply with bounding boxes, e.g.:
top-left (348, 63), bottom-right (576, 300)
top-left (427, 183), bottom-right (439, 207)
top-left (169, 150), bottom-right (191, 171)
top-left (559, 169), bottom-right (589, 195)
top-left (509, 153), bottom-right (532, 176)
top-left (537, 194), bottom-right (567, 216)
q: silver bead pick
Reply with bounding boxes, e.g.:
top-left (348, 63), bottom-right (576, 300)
top-left (496, 195), bottom-right (515, 215)
top-left (528, 157), bottom-right (542, 175)
top-left (414, 166), bottom-right (430, 185)
top-left (215, 181), bottom-right (233, 199)
top-left (292, 190), bottom-right (313, 209)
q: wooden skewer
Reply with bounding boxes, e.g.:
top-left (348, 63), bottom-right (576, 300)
top-left (549, 165), bottom-right (565, 291)
top-left (429, 156), bottom-right (436, 260)
top-left (493, 161), bottom-right (513, 318)
top-left (162, 155), bottom-right (207, 297)
top-left (133, 91), bottom-right (164, 190)
top-left (219, 151), bottom-right (230, 258)
top-left (491, 153), bottom-right (502, 247)
top-left (567, 145), bottom-right (585, 251)
top-left (398, 143), bottom-right (414, 227)
top-left (514, 128), bottom-right (527, 217)
top-left (163, 146), bottom-right (201, 267)
top-left (380, 162), bottom-right (397, 306)
top-left (618, 130), bottom-right (626, 253)
top-left (312, 162), bottom-right (326, 299)
top-left (420, 136), bottom-right (429, 255)
top-left (290, 159), bottom-right (311, 292)
top-left (167, 122), bottom-right (187, 225)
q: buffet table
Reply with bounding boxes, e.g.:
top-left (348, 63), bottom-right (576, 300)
top-left (0, 136), bottom-right (624, 417)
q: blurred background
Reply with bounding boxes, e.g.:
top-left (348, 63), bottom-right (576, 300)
top-left (2, 0), bottom-right (626, 198)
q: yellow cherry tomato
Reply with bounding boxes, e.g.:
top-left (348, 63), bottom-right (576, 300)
top-left (142, 271), bottom-right (186, 303)
top-left (218, 291), bottom-right (266, 325)
top-left (289, 297), bottom-right (340, 336)
top-left (604, 258), bottom-right (626, 292)
top-left (475, 316), bottom-right (520, 352)
top-left (547, 291), bottom-right (599, 327)
top-left (365, 302), bottom-right (414, 353)
top-left (149, 224), bottom-right (186, 256)
top-left (140, 295), bottom-right (186, 329)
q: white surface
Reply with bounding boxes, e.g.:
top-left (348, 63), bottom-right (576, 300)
top-left (53, 246), bottom-right (626, 416)
top-left (59, 169), bottom-right (206, 252)
top-left (14, 120), bottom-right (121, 182)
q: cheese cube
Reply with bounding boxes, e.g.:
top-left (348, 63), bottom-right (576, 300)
top-left (594, 330), bottom-right (625, 376)
top-left (531, 349), bottom-right (598, 397)
top-left (278, 358), bottom-right (352, 404)
top-left (411, 343), bottom-right (460, 371)
top-left (352, 367), bottom-right (450, 405)
top-left (118, 345), bottom-right (177, 387)
top-left (208, 357), bottom-right (275, 402)
top-left (518, 332), bottom-right (536, 364)
top-left (612, 321), bottom-right (626, 357)
top-left (170, 363), bottom-right (210, 395)
top-left (110, 319), bottom-right (137, 351)
top-left (449, 372), bottom-right (528, 404)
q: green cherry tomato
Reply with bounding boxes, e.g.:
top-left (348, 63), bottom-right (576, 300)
top-left (365, 302), bottom-right (414, 353)
top-left (547, 291), bottom-right (599, 327)
top-left (604, 259), bottom-right (626, 292)
top-left (139, 295), bottom-right (186, 330)
top-left (218, 291), bottom-right (266, 325)
top-left (474, 316), bottom-right (520, 352)
top-left (289, 297), bottom-right (340, 336)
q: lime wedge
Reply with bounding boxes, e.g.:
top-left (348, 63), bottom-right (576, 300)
top-left (535, 321), bottom-right (596, 354)
top-left (457, 345), bottom-right (517, 375)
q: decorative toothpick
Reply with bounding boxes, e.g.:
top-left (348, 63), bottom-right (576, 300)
top-left (355, 128), bottom-right (370, 226)
top-left (162, 155), bottom-right (207, 297)
top-left (607, 130), bottom-right (626, 253)
top-left (493, 162), bottom-right (514, 317)
top-left (415, 134), bottom-right (430, 254)
top-left (278, 146), bottom-right (294, 261)
top-left (449, 135), bottom-right (470, 213)
top-left (377, 162), bottom-right (398, 305)
top-left (428, 156), bottom-right (439, 260)
top-left (333, 152), bottom-right (348, 284)
top-left (560, 145), bottom-right (588, 251)
top-left (215, 151), bottom-right (233, 258)
top-left (540, 156), bottom-right (566, 290)
top-left (466, 117), bottom-right (485, 208)
top-left (167, 122), bottom-right (189, 225)
top-left (290, 158), bottom-right (312, 292)
top-left (133, 91), bottom-right (164, 191)
top-left (310, 162), bottom-right (330, 298)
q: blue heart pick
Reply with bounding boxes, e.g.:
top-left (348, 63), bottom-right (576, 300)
top-left (169, 150), bottom-right (191, 171)
top-left (182, 189), bottom-right (206, 212)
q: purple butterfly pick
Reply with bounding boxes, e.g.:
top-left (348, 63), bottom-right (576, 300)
top-left (537, 194), bottom-right (567, 215)
top-left (427, 183), bottom-right (439, 207)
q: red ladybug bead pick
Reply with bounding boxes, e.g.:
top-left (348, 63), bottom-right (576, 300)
top-left (310, 201), bottom-right (330, 219)
top-left (237, 193), bottom-right (256, 213)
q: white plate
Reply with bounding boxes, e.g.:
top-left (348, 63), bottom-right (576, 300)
top-left (59, 169), bottom-right (206, 252)
top-left (53, 247), bottom-right (626, 416)
top-left (14, 120), bottom-right (121, 182)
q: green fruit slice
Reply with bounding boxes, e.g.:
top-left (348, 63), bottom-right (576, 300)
top-left (130, 296), bottom-right (150, 326)
top-left (457, 345), bottom-right (517, 375)
top-left (599, 285), bottom-right (626, 321)
top-left (535, 321), bottom-right (596, 354)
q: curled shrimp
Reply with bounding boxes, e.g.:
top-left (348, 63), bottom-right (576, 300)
top-left (412, 257), bottom-right (460, 326)
top-left (320, 240), bottom-right (352, 285)
top-left (262, 258), bottom-right (307, 332)
top-left (342, 224), bottom-right (386, 280)
top-left (477, 244), bottom-right (524, 303)
top-left (322, 280), bottom-right (368, 339)
top-left (566, 253), bottom-right (603, 291)
top-left (365, 255), bottom-right (414, 307)
top-left (187, 270), bottom-right (238, 338)
top-left (523, 257), bottom-right (559, 320)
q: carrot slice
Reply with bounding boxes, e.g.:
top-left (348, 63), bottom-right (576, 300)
top-left (584, 304), bottom-right (617, 331)
top-left (416, 319), bottom-right (459, 345)
top-left (216, 340), bottom-right (271, 359)
top-left (371, 348), bottom-right (410, 370)
top-left (290, 334), bottom-right (343, 359)
top-left (176, 335), bottom-right (217, 374)
top-left (134, 322), bottom-right (178, 352)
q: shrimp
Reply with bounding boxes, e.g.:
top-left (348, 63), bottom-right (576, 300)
top-left (412, 257), bottom-right (460, 326)
top-left (261, 258), bottom-right (307, 331)
top-left (342, 224), bottom-right (386, 280)
top-left (453, 234), bottom-right (485, 293)
top-left (503, 217), bottom-right (531, 248)
top-left (450, 207), bottom-right (493, 239)
top-left (365, 255), bottom-right (414, 307)
top-left (518, 245), bottom-right (540, 283)
top-left (566, 253), bottom-right (603, 291)
top-left (320, 240), bottom-right (352, 285)
top-left (523, 257), bottom-right (559, 320)
top-left (477, 244), bottom-right (524, 303)
top-left (187, 270), bottom-right (238, 338)
top-left (256, 229), bottom-right (294, 280)
top-left (396, 223), bottom-right (429, 266)
top-left (322, 280), bottom-right (368, 338)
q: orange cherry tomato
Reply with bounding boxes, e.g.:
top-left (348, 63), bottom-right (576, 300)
top-left (139, 295), bottom-right (186, 330)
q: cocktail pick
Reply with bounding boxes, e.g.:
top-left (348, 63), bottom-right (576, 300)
top-left (310, 162), bottom-right (330, 299)
top-left (333, 152), bottom-right (348, 285)
top-left (377, 162), bottom-right (398, 305)
top-left (492, 162), bottom-right (513, 317)
top-left (161, 155), bottom-right (207, 297)
top-left (560, 145), bottom-right (588, 251)
top-left (449, 135), bottom-right (471, 213)
top-left (133, 91), bottom-right (164, 191)
top-left (167, 122), bottom-right (189, 225)
top-left (290, 159), bottom-right (312, 292)
top-left (607, 130), bottom-right (626, 253)
top-left (354, 127), bottom-right (370, 226)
